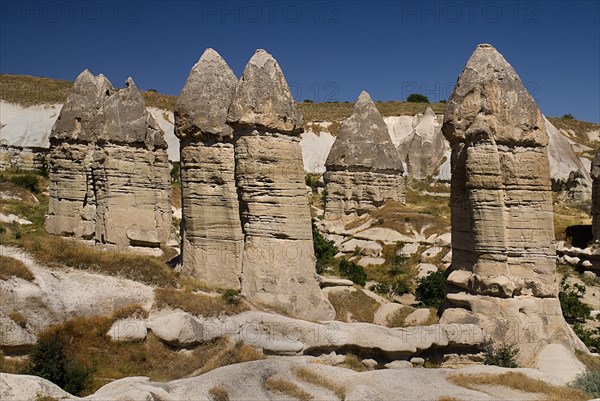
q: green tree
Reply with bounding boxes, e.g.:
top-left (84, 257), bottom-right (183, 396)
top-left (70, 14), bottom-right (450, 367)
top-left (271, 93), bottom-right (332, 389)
top-left (312, 220), bottom-right (337, 274)
top-left (415, 270), bottom-right (446, 307)
top-left (406, 93), bottom-right (430, 103)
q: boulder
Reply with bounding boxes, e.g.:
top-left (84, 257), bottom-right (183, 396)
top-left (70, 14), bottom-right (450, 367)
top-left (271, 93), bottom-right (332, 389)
top-left (324, 91), bottom-right (405, 217)
top-left (440, 44), bottom-right (586, 365)
top-left (107, 319), bottom-right (148, 342)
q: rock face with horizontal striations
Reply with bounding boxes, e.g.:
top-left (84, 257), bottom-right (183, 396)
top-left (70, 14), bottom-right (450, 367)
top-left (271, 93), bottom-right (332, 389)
top-left (174, 49), bottom-right (243, 289)
top-left (324, 91), bottom-right (405, 218)
top-left (593, 149), bottom-right (600, 242)
top-left (227, 49), bottom-right (334, 320)
top-left (45, 70), bottom-right (171, 250)
top-left (396, 107), bottom-right (448, 179)
top-left (440, 44), bottom-right (585, 365)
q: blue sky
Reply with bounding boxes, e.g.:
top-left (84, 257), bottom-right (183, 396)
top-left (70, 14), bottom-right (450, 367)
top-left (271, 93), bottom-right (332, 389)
top-left (1, 0), bottom-right (599, 122)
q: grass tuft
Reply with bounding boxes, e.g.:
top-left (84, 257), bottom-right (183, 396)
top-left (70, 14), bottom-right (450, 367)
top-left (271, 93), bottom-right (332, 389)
top-left (449, 372), bottom-right (589, 401)
top-left (0, 255), bottom-right (35, 281)
top-left (208, 386), bottom-right (230, 401)
top-left (265, 376), bottom-right (314, 401)
top-left (154, 288), bottom-right (248, 317)
top-left (327, 289), bottom-right (380, 323)
top-left (293, 366), bottom-right (345, 400)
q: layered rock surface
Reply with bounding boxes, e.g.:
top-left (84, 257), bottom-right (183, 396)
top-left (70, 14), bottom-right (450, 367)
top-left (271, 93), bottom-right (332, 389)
top-left (45, 70), bottom-right (171, 249)
top-left (440, 44), bottom-right (585, 365)
top-left (593, 149), bottom-right (600, 241)
top-left (175, 49), bottom-right (243, 288)
top-left (228, 50), bottom-right (334, 320)
top-left (396, 107), bottom-right (448, 179)
top-left (324, 92), bottom-right (405, 217)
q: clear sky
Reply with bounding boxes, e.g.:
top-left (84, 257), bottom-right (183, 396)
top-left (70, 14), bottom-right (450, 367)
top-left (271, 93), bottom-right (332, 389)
top-left (1, 0), bottom-right (599, 122)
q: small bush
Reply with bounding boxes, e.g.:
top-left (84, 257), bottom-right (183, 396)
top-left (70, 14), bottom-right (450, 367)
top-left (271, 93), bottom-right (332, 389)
top-left (406, 93), bottom-right (430, 103)
top-left (221, 289), bottom-right (241, 305)
top-left (305, 174), bottom-right (320, 192)
top-left (572, 323), bottom-right (600, 353)
top-left (312, 220), bottom-right (338, 275)
top-left (338, 259), bottom-right (367, 286)
top-left (484, 343), bottom-right (518, 368)
top-left (170, 162), bottom-right (181, 183)
top-left (415, 269), bottom-right (446, 307)
top-left (208, 386), bottom-right (230, 401)
top-left (561, 113), bottom-right (575, 120)
top-left (439, 99), bottom-right (447, 104)
top-left (370, 280), bottom-right (410, 296)
top-left (265, 377), bottom-right (313, 400)
top-left (572, 369), bottom-right (600, 398)
top-left (559, 276), bottom-right (591, 323)
top-left (9, 311), bottom-right (27, 328)
top-left (10, 173), bottom-right (40, 193)
top-left (23, 330), bottom-right (93, 395)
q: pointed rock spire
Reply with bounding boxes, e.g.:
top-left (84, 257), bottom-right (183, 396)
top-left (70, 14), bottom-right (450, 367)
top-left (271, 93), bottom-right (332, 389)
top-left (443, 43), bottom-right (545, 146)
top-left (227, 49), bottom-right (304, 134)
top-left (176, 48), bottom-right (238, 141)
top-left (326, 91), bottom-right (403, 173)
top-left (592, 149), bottom-right (600, 241)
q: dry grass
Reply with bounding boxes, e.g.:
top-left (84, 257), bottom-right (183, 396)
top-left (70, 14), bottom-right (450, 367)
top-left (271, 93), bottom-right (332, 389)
top-left (0, 352), bottom-right (28, 373)
top-left (0, 255), bottom-right (35, 281)
top-left (193, 340), bottom-right (265, 376)
top-left (553, 200), bottom-right (591, 242)
top-left (438, 397), bottom-right (463, 401)
top-left (449, 372), bottom-right (589, 401)
top-left (386, 307), bottom-right (415, 328)
top-left (110, 304), bottom-right (149, 321)
top-left (19, 234), bottom-right (178, 287)
top-left (265, 376), bottom-right (314, 400)
top-left (298, 101), bottom-right (446, 122)
top-left (208, 386), bottom-right (230, 401)
top-left (8, 311), bottom-right (27, 328)
top-left (154, 288), bottom-right (248, 317)
top-left (363, 242), bottom-right (419, 286)
top-left (340, 353), bottom-right (367, 372)
top-left (328, 289), bottom-right (380, 323)
top-left (293, 366), bottom-right (345, 400)
top-left (576, 350), bottom-right (600, 371)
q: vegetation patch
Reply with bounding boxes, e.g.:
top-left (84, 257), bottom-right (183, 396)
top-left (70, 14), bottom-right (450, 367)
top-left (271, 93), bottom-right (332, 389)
top-left (338, 259), bottom-right (367, 286)
top-left (265, 376), bottom-right (313, 401)
top-left (154, 288), bottom-right (248, 317)
top-left (293, 366), bottom-right (345, 400)
top-left (19, 315), bottom-right (262, 396)
top-left (449, 372), bottom-right (589, 401)
top-left (0, 255), bottom-right (35, 281)
top-left (208, 386), bottom-right (230, 401)
top-left (328, 289), bottom-right (380, 323)
top-left (312, 220), bottom-right (338, 275)
top-left (483, 343), bottom-right (518, 368)
top-left (571, 369), bottom-right (600, 398)
top-left (415, 270), bottom-right (446, 308)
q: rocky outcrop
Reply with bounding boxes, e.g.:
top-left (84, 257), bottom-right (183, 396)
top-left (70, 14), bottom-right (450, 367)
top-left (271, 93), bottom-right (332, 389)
top-left (546, 116), bottom-right (592, 202)
top-left (227, 50), bottom-right (334, 320)
top-left (44, 70), bottom-right (171, 250)
top-left (324, 92), bottom-right (405, 218)
top-left (396, 107), bottom-right (448, 179)
top-left (440, 44), bottom-right (585, 365)
top-left (593, 149), bottom-right (600, 242)
top-left (174, 49), bottom-right (243, 289)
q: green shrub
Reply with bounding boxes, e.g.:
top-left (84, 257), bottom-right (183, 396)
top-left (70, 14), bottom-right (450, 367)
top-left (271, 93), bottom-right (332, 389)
top-left (305, 174), bottom-right (320, 193)
top-left (10, 173), bottom-right (40, 193)
top-left (561, 113), bottom-right (575, 120)
top-left (484, 343), bottom-right (518, 368)
top-left (572, 323), bottom-right (600, 353)
top-left (572, 369), bottom-right (600, 397)
top-left (371, 280), bottom-right (411, 296)
top-left (170, 162), bottom-right (181, 183)
top-left (406, 93), bottom-right (430, 103)
top-left (312, 220), bottom-right (337, 274)
top-left (23, 332), bottom-right (93, 395)
top-left (415, 269), bottom-right (446, 307)
top-left (221, 289), bottom-right (241, 305)
top-left (559, 276), bottom-right (591, 323)
top-left (339, 259), bottom-right (367, 286)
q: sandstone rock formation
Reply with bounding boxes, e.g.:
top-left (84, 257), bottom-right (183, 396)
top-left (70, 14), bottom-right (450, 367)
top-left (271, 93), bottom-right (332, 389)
top-left (44, 70), bottom-right (171, 250)
top-left (440, 44), bottom-right (585, 365)
top-left (227, 50), bottom-right (334, 320)
top-left (174, 49), bottom-right (243, 289)
top-left (593, 148), bottom-right (600, 242)
top-left (324, 92), bottom-right (405, 218)
top-left (396, 107), bottom-right (448, 179)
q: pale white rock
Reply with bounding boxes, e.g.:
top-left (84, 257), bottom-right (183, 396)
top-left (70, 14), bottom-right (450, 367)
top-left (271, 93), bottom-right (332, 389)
top-left (108, 319), bottom-right (148, 342)
top-left (404, 308), bottom-right (432, 326)
top-left (416, 263), bottom-right (438, 278)
top-left (358, 257), bottom-right (386, 267)
top-left (0, 213), bottom-right (31, 225)
top-left (384, 360), bottom-right (413, 369)
top-left (146, 309), bottom-right (213, 346)
top-left (398, 242), bottom-right (420, 256)
top-left (338, 238), bottom-right (372, 253)
top-left (354, 227), bottom-right (414, 244)
top-left (420, 246), bottom-right (443, 261)
top-left (435, 232), bottom-right (452, 247)
top-left (534, 343), bottom-right (585, 382)
top-left (373, 302), bottom-right (404, 326)
top-left (317, 276), bottom-right (354, 288)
